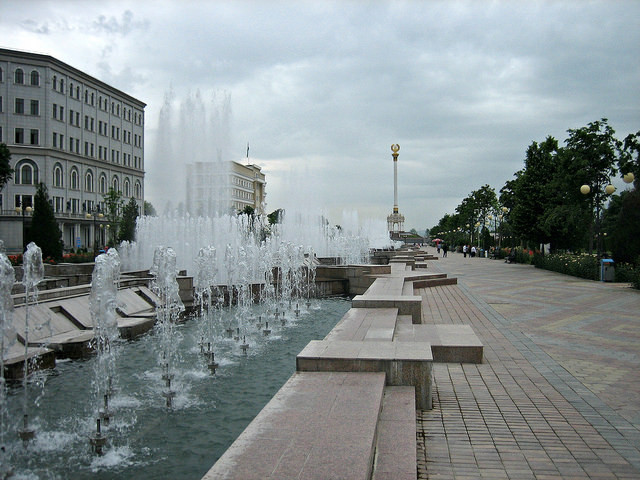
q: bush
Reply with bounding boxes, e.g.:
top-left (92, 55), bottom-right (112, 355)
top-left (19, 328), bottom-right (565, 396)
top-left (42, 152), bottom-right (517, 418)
top-left (533, 252), bottom-right (600, 281)
top-left (615, 262), bottom-right (640, 288)
top-left (62, 252), bottom-right (96, 263)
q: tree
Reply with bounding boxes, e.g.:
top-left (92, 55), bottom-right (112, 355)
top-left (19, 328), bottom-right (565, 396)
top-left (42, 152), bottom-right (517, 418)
top-left (118, 197), bottom-right (139, 243)
top-left (559, 119), bottom-right (623, 254)
top-left (103, 188), bottom-right (123, 246)
top-left (30, 183), bottom-right (63, 261)
top-left (267, 209), bottom-right (283, 225)
top-left (143, 200), bottom-right (157, 216)
top-left (507, 137), bottom-right (560, 248)
top-left (0, 142), bottom-right (14, 191)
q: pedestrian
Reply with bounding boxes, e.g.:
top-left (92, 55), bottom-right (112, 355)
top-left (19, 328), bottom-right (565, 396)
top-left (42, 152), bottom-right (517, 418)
top-left (436, 242), bottom-right (441, 254)
top-left (463, 244), bottom-right (467, 258)
top-left (471, 245), bottom-right (476, 258)
top-left (442, 243), bottom-right (448, 257)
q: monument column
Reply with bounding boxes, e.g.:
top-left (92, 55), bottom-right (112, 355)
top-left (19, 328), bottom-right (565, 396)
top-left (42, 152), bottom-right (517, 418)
top-left (387, 144), bottom-right (405, 235)
top-left (392, 144), bottom-right (399, 214)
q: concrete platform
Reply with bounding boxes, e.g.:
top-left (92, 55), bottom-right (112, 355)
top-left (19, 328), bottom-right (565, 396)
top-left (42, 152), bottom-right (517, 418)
top-left (351, 295), bottom-right (422, 324)
top-left (202, 372), bottom-right (387, 480)
top-left (394, 322), bottom-right (483, 363)
top-left (324, 308), bottom-right (398, 342)
top-left (297, 340), bottom-right (432, 409)
top-left (372, 386), bottom-right (417, 480)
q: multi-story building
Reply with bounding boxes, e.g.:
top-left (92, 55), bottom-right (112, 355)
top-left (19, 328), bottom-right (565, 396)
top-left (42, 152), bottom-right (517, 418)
top-left (0, 48), bottom-right (145, 254)
top-left (186, 160), bottom-right (266, 216)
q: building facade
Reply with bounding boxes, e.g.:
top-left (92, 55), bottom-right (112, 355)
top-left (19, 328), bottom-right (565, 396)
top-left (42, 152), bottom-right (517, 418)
top-left (186, 160), bottom-right (266, 216)
top-left (0, 48), bottom-right (145, 254)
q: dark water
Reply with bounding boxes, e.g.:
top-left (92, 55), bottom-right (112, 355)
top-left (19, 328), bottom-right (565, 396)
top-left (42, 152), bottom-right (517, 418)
top-left (3, 298), bottom-right (351, 480)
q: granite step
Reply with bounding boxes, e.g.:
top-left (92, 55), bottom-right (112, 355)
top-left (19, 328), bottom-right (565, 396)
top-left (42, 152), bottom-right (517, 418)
top-left (202, 371), bottom-right (386, 480)
top-left (372, 386), bottom-right (417, 480)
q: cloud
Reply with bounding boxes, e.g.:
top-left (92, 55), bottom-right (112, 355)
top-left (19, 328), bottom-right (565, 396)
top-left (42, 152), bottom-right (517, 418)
top-left (0, 0), bottom-right (638, 231)
top-left (91, 10), bottom-right (149, 36)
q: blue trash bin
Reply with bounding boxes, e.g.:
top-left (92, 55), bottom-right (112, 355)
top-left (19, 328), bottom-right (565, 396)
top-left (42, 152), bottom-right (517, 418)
top-left (600, 259), bottom-right (615, 282)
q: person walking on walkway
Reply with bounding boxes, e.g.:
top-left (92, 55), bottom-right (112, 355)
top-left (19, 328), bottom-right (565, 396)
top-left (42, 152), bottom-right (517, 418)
top-left (442, 243), bottom-right (448, 257)
top-left (471, 245), bottom-right (477, 258)
top-left (463, 244), bottom-right (468, 257)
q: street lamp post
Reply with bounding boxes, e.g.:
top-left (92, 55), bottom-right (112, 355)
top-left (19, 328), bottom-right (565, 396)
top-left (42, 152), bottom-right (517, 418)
top-left (86, 207), bottom-right (104, 256)
top-left (15, 203), bottom-right (33, 251)
top-left (580, 182), bottom-right (615, 258)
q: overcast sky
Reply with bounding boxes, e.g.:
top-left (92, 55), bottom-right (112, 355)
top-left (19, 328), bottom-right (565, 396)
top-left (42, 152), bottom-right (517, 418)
top-left (2, 1), bottom-right (638, 231)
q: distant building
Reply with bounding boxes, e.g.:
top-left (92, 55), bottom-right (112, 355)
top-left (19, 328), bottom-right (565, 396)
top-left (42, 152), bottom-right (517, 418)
top-left (0, 48), bottom-right (145, 254)
top-left (185, 160), bottom-right (266, 216)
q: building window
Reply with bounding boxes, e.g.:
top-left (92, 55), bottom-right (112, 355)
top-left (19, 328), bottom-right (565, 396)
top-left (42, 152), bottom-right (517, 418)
top-left (53, 163), bottom-right (64, 187)
top-left (14, 68), bottom-right (24, 84)
top-left (124, 178), bottom-right (130, 197)
top-left (76, 86), bottom-right (80, 98)
top-left (69, 82), bottom-right (73, 95)
top-left (85, 170), bottom-right (94, 192)
top-left (70, 198), bottom-right (80, 214)
top-left (14, 98), bottom-right (24, 114)
top-left (15, 194), bottom-right (33, 209)
top-left (52, 75), bottom-right (57, 90)
top-left (30, 100), bottom-right (39, 116)
top-left (134, 181), bottom-right (142, 199)
top-left (30, 70), bottom-right (39, 86)
top-left (70, 168), bottom-right (79, 190)
top-left (0, 67), bottom-right (3, 82)
top-left (99, 174), bottom-right (107, 194)
top-left (112, 176), bottom-right (119, 193)
top-left (53, 196), bottom-right (64, 213)
top-left (0, 96), bottom-right (3, 113)
top-left (30, 129), bottom-right (39, 145)
top-left (14, 128), bottom-right (24, 144)
top-left (60, 78), bottom-right (64, 92)
top-left (15, 160), bottom-right (38, 185)
top-left (84, 90), bottom-right (89, 103)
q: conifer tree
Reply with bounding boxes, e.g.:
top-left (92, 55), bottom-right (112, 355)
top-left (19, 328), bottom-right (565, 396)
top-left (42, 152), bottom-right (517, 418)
top-left (30, 183), bottom-right (63, 261)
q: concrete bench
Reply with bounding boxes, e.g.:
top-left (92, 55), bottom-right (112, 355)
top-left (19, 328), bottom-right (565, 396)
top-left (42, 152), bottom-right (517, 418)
top-left (202, 372), bottom-right (387, 480)
top-left (372, 386), bottom-right (417, 480)
top-left (394, 322), bottom-right (483, 363)
top-left (324, 308), bottom-right (399, 342)
top-left (352, 295), bottom-right (422, 324)
top-left (297, 340), bottom-right (432, 409)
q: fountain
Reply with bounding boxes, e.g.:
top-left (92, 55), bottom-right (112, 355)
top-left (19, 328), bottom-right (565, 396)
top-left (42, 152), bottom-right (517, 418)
top-left (0, 252), bottom-right (15, 478)
top-left (88, 249), bottom-right (121, 453)
top-left (18, 242), bottom-right (44, 443)
top-left (150, 246), bottom-right (185, 408)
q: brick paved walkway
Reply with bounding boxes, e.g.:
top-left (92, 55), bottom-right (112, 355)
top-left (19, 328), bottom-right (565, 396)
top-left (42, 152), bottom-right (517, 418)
top-left (416, 249), bottom-right (640, 479)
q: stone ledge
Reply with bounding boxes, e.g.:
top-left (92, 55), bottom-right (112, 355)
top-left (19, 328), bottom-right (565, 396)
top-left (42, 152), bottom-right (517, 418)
top-left (352, 295), bottom-right (422, 324)
top-left (372, 386), bottom-right (417, 480)
top-left (202, 372), bottom-right (386, 480)
top-left (394, 324), bottom-right (483, 364)
top-left (297, 340), bottom-right (432, 409)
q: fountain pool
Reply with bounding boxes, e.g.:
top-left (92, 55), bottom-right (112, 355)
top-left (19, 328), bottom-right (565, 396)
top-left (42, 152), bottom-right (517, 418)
top-left (3, 297), bottom-right (351, 480)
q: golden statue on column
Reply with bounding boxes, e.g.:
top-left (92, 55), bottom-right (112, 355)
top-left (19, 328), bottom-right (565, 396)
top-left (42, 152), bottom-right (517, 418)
top-left (387, 144), bottom-right (405, 235)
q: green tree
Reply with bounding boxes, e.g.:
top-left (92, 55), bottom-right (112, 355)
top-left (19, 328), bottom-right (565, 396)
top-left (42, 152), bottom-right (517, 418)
top-left (267, 209), bottom-right (283, 225)
top-left (103, 188), bottom-right (123, 246)
top-left (118, 197), bottom-right (139, 243)
top-left (559, 119), bottom-right (623, 254)
top-left (143, 200), bottom-right (157, 216)
top-left (0, 142), bottom-right (14, 191)
top-left (30, 183), bottom-right (63, 261)
top-left (507, 137), bottom-right (560, 248)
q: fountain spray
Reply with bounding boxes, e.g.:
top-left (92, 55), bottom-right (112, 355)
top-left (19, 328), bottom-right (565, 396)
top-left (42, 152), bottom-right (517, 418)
top-left (18, 242), bottom-right (44, 443)
top-left (0, 253), bottom-right (15, 476)
top-left (88, 249), bottom-right (121, 453)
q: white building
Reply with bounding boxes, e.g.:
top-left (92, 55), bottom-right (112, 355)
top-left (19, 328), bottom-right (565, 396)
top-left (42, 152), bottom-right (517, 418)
top-left (0, 48), bottom-right (145, 254)
top-left (185, 160), bottom-right (266, 216)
